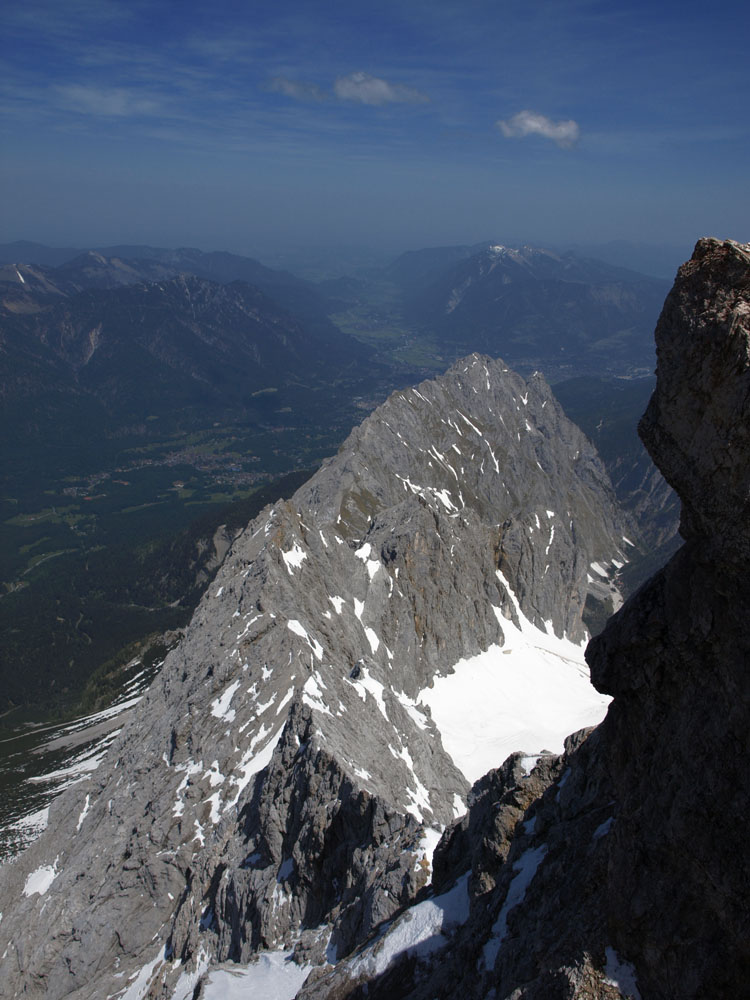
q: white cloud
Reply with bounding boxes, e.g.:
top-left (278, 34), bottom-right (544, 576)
top-left (333, 72), bottom-right (428, 106)
top-left (56, 84), bottom-right (162, 118)
top-left (268, 77), bottom-right (327, 102)
top-left (497, 110), bottom-right (580, 149)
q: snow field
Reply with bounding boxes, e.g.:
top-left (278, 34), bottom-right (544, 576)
top-left (199, 950), bottom-right (312, 1000)
top-left (420, 573), bottom-right (610, 784)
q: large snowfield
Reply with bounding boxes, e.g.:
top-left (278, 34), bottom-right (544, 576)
top-left (421, 572), bottom-right (610, 783)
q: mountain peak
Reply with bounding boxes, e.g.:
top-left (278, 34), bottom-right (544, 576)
top-left (0, 352), bottom-right (625, 998)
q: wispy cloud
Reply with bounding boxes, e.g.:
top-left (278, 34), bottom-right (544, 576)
top-left (268, 77), bottom-right (327, 102)
top-left (56, 84), bottom-right (164, 118)
top-left (497, 110), bottom-right (580, 149)
top-left (333, 72), bottom-right (429, 106)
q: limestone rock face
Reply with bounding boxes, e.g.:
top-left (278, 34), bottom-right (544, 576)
top-left (589, 238), bottom-right (750, 998)
top-left (291, 238), bottom-right (750, 1000)
top-left (294, 728), bottom-right (620, 1000)
top-left (639, 238), bottom-right (750, 551)
top-left (0, 354), bottom-right (623, 999)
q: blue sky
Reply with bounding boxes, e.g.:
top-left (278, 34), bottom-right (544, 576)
top-left (2, 0), bottom-right (748, 257)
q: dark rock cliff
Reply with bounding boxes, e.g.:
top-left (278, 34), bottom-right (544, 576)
top-left (590, 238), bottom-right (750, 998)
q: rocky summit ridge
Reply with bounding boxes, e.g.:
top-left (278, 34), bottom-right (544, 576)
top-left (0, 353), bottom-right (626, 999)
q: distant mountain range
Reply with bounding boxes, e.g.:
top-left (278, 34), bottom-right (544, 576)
top-left (1, 238), bottom-right (672, 377)
top-left (393, 243), bottom-right (669, 373)
top-left (0, 251), bottom-right (378, 466)
top-left (0, 243), bottom-right (335, 325)
top-left (2, 274), bottom-right (369, 426)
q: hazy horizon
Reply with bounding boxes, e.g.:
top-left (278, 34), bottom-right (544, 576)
top-left (3, 1), bottom-right (748, 257)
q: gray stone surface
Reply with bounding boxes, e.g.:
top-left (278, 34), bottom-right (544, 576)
top-left (0, 353), bottom-right (624, 999)
top-left (591, 238), bottom-right (750, 998)
top-left (299, 239), bottom-right (750, 1000)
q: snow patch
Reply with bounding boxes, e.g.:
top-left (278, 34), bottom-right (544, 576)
top-left (203, 761), bottom-right (225, 788)
top-left (417, 827), bottom-right (443, 884)
top-left (355, 543), bottom-right (382, 577)
top-left (287, 620), bottom-right (323, 661)
top-left (395, 690), bottom-right (430, 731)
top-left (211, 680), bottom-right (240, 721)
top-left (433, 488), bottom-right (458, 512)
top-left (277, 857), bottom-right (295, 881)
top-left (121, 948), bottom-right (164, 1000)
top-left (364, 626), bottom-right (380, 654)
top-left (171, 944), bottom-right (212, 1000)
top-left (23, 857), bottom-right (59, 897)
top-left (604, 947), bottom-right (642, 999)
top-left (200, 950), bottom-right (311, 1000)
top-left (281, 543), bottom-right (307, 574)
top-left (594, 816), bottom-right (614, 840)
top-left (276, 687), bottom-right (294, 715)
top-left (420, 572), bottom-right (609, 784)
top-left (545, 524), bottom-right (555, 557)
top-left (173, 760), bottom-right (202, 818)
top-left (286, 618), bottom-right (323, 663)
top-left (482, 844), bottom-right (548, 969)
top-left (302, 675), bottom-right (332, 716)
top-left (519, 755), bottom-right (540, 775)
top-left (348, 667), bottom-right (388, 719)
top-left (11, 806), bottom-right (50, 841)
top-left (457, 410), bottom-right (483, 437)
top-left (349, 874), bottom-right (470, 979)
top-left (76, 794), bottom-right (90, 832)
top-left (27, 729), bottom-right (121, 787)
top-left (225, 725), bottom-right (284, 809)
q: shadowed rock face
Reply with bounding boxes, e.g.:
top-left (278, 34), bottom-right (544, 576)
top-left (589, 239), bottom-right (750, 998)
top-left (639, 238), bottom-right (750, 553)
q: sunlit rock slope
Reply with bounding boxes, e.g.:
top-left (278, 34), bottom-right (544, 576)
top-left (303, 241), bottom-right (750, 1000)
top-left (0, 353), bottom-right (626, 999)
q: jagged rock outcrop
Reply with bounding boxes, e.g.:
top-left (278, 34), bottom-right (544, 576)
top-left (0, 354), bottom-right (624, 999)
top-left (590, 238), bottom-right (750, 998)
top-left (297, 728), bottom-right (621, 1000)
top-left (305, 238), bottom-right (750, 1000)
